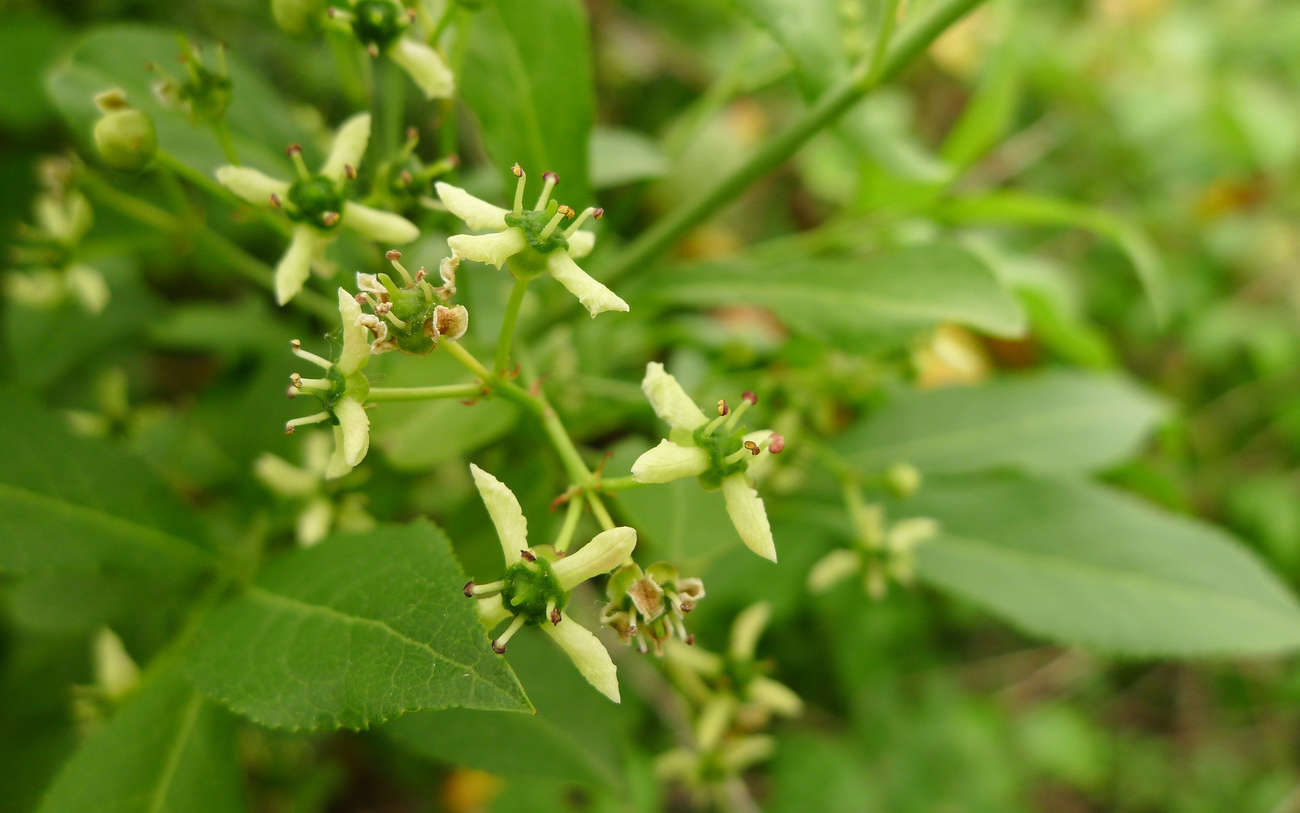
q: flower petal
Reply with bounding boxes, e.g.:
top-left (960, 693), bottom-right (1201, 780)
top-left (641, 362), bottom-right (708, 431)
top-left (553, 526), bottom-right (636, 591)
top-left (567, 229), bottom-right (595, 258)
top-left (389, 37), bottom-right (455, 99)
top-left (320, 112), bottom-right (371, 183)
top-left (336, 287), bottom-right (371, 375)
top-left (253, 453), bottom-right (318, 498)
top-left (296, 497), bottom-right (334, 547)
top-left (750, 677), bottom-right (803, 717)
top-left (434, 182), bottom-right (509, 231)
top-left (546, 251), bottom-right (629, 317)
top-left (806, 549), bottom-right (861, 593)
top-left (324, 424), bottom-right (352, 479)
top-left (630, 439), bottom-right (709, 484)
top-left (468, 464), bottom-right (527, 566)
top-left (342, 201), bottom-right (419, 244)
top-left (728, 601), bottom-right (770, 661)
top-left (215, 165), bottom-right (289, 206)
top-left (887, 517), bottom-right (939, 553)
top-left (476, 594), bottom-right (513, 629)
top-left (448, 229), bottom-right (526, 269)
top-left (541, 616), bottom-right (620, 703)
top-left (333, 396), bottom-right (370, 468)
top-left (721, 474), bottom-right (776, 562)
top-left (275, 225), bottom-right (319, 305)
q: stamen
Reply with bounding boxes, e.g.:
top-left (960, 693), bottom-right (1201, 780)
top-left (768, 433), bottom-right (785, 454)
top-left (381, 309), bottom-right (409, 330)
top-left (537, 209), bottom-right (568, 241)
top-left (419, 277), bottom-right (437, 303)
top-left (724, 446), bottom-right (752, 465)
top-left (386, 250), bottom-right (414, 285)
top-left (291, 374), bottom-right (331, 392)
top-left (365, 42), bottom-right (380, 58)
top-left (284, 412), bottom-right (330, 433)
top-left (286, 144), bottom-right (310, 179)
top-left (511, 163), bottom-right (526, 214)
top-left (743, 440), bottom-right (761, 455)
top-left (723, 391), bottom-right (756, 431)
top-left (345, 163), bottom-right (358, 180)
top-left (269, 193), bottom-right (282, 208)
top-left (547, 600), bottom-right (561, 625)
top-left (398, 169), bottom-right (413, 187)
top-left (520, 549), bottom-right (536, 562)
top-left (465, 579), bottom-right (505, 597)
top-left (699, 410), bottom-right (730, 438)
top-left (534, 171), bottom-right (558, 210)
top-left (290, 339), bottom-right (333, 370)
top-left (717, 399), bottom-right (729, 416)
top-left (491, 614), bottom-right (527, 654)
top-left (320, 211), bottom-right (340, 227)
top-left (563, 206), bottom-right (603, 237)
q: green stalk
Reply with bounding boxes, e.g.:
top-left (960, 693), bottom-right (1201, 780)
top-left (367, 383), bottom-right (483, 401)
top-left (495, 276), bottom-right (530, 375)
top-left (553, 495), bottom-right (585, 553)
top-left (596, 0), bottom-right (989, 288)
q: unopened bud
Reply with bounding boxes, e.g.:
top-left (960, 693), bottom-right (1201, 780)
top-left (885, 462), bottom-right (921, 498)
top-left (92, 91), bottom-right (156, 171)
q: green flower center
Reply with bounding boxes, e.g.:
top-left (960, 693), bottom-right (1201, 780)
top-left (352, 0), bottom-right (405, 49)
top-left (288, 175), bottom-right (345, 230)
top-left (180, 65), bottom-right (232, 120)
top-left (322, 367), bottom-right (369, 409)
top-left (504, 201), bottom-right (570, 255)
top-left (693, 424), bottom-right (750, 490)
top-left (501, 556), bottom-right (567, 625)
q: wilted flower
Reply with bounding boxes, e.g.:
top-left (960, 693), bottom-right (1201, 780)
top-left (601, 560), bottom-right (705, 654)
top-left (372, 126), bottom-right (458, 213)
top-left (149, 38), bottom-right (232, 123)
top-left (254, 430), bottom-right (375, 546)
top-left (353, 249), bottom-right (468, 355)
top-left (282, 288), bottom-right (374, 478)
top-left (327, 0), bottom-right (454, 98)
top-left (631, 363), bottom-right (784, 561)
top-left (215, 113), bottom-right (419, 304)
top-left (436, 164), bottom-right (629, 317)
top-left (807, 495), bottom-right (938, 599)
top-left (463, 464), bottom-right (636, 702)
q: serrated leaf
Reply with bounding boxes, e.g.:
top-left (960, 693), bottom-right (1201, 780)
top-left (647, 242), bottom-right (1025, 344)
top-left (186, 521), bottom-right (531, 730)
top-left (38, 669), bottom-right (246, 813)
top-left (840, 370), bottom-right (1166, 475)
top-left (45, 24), bottom-right (310, 176)
top-left (385, 632), bottom-right (624, 788)
top-left (461, 0), bottom-right (594, 204)
top-left (912, 473), bottom-right (1300, 656)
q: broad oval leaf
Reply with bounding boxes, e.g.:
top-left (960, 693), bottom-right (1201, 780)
top-left (648, 242), bottom-right (1025, 345)
top-left (186, 521), bottom-right (531, 730)
top-left (38, 669), bottom-right (245, 813)
top-left (840, 370), bottom-right (1166, 475)
top-left (912, 473), bottom-right (1300, 656)
top-left (461, 0), bottom-right (595, 205)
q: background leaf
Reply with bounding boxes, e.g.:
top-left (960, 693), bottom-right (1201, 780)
top-left (839, 370), bottom-right (1167, 475)
top-left (186, 521), bottom-right (531, 730)
top-left (38, 668), bottom-right (245, 813)
top-left (461, 0), bottom-right (595, 205)
top-left (912, 473), bottom-right (1300, 655)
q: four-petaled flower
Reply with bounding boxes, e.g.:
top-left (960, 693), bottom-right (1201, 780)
top-left (327, 0), bottom-right (454, 99)
top-left (282, 288), bottom-right (374, 478)
top-left (601, 560), bottom-right (705, 655)
top-left (807, 497), bottom-right (938, 599)
top-left (353, 249), bottom-right (468, 355)
top-left (463, 464), bottom-right (636, 702)
top-left (436, 164), bottom-right (629, 317)
top-left (631, 362), bottom-right (785, 561)
top-left (216, 113), bottom-right (419, 304)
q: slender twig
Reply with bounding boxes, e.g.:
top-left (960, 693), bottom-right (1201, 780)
top-left (495, 276), bottom-right (530, 375)
top-left (367, 383), bottom-right (483, 401)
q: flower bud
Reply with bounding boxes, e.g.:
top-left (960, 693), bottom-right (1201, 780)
top-left (92, 90), bottom-right (156, 171)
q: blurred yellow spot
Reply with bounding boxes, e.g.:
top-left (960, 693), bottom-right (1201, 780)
top-left (441, 768), bottom-right (503, 813)
top-left (913, 324), bottom-right (991, 389)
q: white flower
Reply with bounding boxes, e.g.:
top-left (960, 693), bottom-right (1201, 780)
top-left (282, 288), bottom-right (375, 479)
top-left (215, 113), bottom-right (419, 304)
top-left (463, 464), bottom-right (636, 702)
top-left (436, 164), bottom-right (628, 318)
top-left (630, 363), bottom-right (784, 561)
top-left (328, 0), bottom-right (454, 99)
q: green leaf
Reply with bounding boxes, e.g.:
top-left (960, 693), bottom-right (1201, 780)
top-left (46, 23), bottom-right (310, 175)
top-left (589, 126), bottom-right (668, 189)
top-left (839, 370), bottom-right (1166, 475)
top-left (0, 398), bottom-right (213, 631)
top-left (385, 632), bottom-right (624, 788)
top-left (912, 473), bottom-right (1300, 656)
top-left (461, 0), bottom-right (595, 205)
top-left (647, 242), bottom-right (1025, 344)
top-left (936, 192), bottom-right (1168, 322)
top-left (186, 521), bottom-right (531, 730)
top-left (38, 669), bottom-right (246, 813)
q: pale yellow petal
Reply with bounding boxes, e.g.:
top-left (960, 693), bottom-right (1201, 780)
top-left (468, 464), bottom-right (527, 565)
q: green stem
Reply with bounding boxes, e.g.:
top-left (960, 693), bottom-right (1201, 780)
top-left (553, 495), bottom-right (584, 553)
top-left (869, 0), bottom-right (903, 77)
top-left (368, 383), bottom-right (482, 401)
top-left (328, 30), bottom-right (369, 109)
top-left (212, 119), bottom-right (241, 165)
top-left (595, 475), bottom-right (645, 492)
top-left (430, 1), bottom-right (457, 44)
top-left (597, 0), bottom-right (988, 288)
top-left (155, 150), bottom-right (292, 237)
top-left (495, 275), bottom-right (529, 375)
top-left (586, 490), bottom-right (616, 531)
